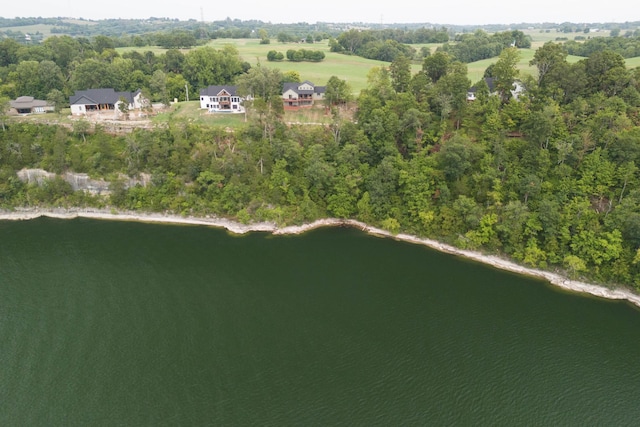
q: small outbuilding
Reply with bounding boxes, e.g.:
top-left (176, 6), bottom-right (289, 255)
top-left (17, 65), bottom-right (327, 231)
top-left (10, 96), bottom-right (54, 114)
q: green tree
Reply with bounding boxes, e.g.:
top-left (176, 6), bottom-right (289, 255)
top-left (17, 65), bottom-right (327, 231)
top-left (389, 53), bottom-right (411, 93)
top-left (70, 58), bottom-right (116, 90)
top-left (422, 51), bottom-right (451, 83)
top-left (492, 47), bottom-right (520, 103)
top-left (46, 89), bottom-right (66, 114)
top-left (236, 64), bottom-right (283, 102)
top-left (325, 76), bottom-right (352, 106)
top-left (584, 50), bottom-right (628, 96)
top-left (163, 49), bottom-right (185, 74)
top-left (43, 35), bottom-right (83, 71)
top-left (281, 71), bottom-right (300, 83)
top-left (149, 70), bottom-right (169, 105)
top-left (92, 35), bottom-right (115, 53)
top-left (166, 73), bottom-right (188, 102)
top-left (0, 96), bottom-right (9, 131)
top-left (530, 42), bottom-right (568, 87)
top-left (117, 96), bottom-right (130, 120)
top-left (183, 46), bottom-right (243, 91)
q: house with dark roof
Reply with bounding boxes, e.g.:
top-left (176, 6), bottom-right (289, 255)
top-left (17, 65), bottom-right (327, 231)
top-left (9, 96), bottom-right (54, 114)
top-left (282, 81), bottom-right (326, 109)
top-left (199, 86), bottom-right (245, 113)
top-left (69, 88), bottom-right (147, 116)
top-left (467, 77), bottom-right (524, 101)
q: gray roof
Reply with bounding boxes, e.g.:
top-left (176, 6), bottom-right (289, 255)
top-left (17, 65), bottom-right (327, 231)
top-left (10, 96), bottom-right (50, 109)
top-left (69, 88), bottom-right (141, 106)
top-left (199, 85), bottom-right (239, 97)
top-left (282, 81), bottom-right (326, 95)
top-left (469, 77), bottom-right (496, 94)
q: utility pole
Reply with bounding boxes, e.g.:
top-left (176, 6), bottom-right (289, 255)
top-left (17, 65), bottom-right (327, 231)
top-left (185, 84), bottom-right (189, 102)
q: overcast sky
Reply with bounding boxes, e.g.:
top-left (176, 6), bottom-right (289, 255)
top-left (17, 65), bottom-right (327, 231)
top-left (1, 0), bottom-right (634, 25)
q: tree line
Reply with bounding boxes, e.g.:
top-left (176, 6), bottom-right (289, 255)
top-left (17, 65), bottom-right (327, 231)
top-left (0, 36), bottom-right (252, 107)
top-left (564, 35), bottom-right (640, 58)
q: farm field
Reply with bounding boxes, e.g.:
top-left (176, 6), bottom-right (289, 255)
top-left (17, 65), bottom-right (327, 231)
top-left (522, 28), bottom-right (612, 48)
top-left (0, 24), bottom-right (57, 37)
top-left (207, 39), bottom-right (389, 93)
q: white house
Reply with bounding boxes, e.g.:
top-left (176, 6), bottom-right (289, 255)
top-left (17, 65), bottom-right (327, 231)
top-left (467, 77), bottom-right (525, 101)
top-left (282, 81), bottom-right (326, 109)
top-left (199, 86), bottom-right (245, 113)
top-left (69, 88), bottom-right (147, 116)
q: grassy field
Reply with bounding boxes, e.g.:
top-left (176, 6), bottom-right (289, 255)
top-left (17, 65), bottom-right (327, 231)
top-left (0, 24), bottom-right (58, 37)
top-left (207, 39), bottom-right (389, 93)
top-left (523, 28), bottom-right (613, 48)
top-left (626, 57), bottom-right (640, 68)
top-left (466, 48), bottom-right (588, 83)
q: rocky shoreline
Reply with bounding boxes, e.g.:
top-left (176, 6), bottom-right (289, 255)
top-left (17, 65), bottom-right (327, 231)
top-left (3, 207), bottom-right (640, 309)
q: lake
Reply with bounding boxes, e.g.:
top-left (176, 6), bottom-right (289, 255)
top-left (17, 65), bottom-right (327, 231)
top-left (1, 218), bottom-right (639, 425)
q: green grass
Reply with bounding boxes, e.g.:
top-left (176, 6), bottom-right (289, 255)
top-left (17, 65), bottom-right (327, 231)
top-left (466, 51), bottom-right (541, 84)
top-left (151, 101), bottom-right (248, 127)
top-left (207, 39), bottom-right (388, 93)
top-left (626, 57), bottom-right (640, 68)
top-left (0, 24), bottom-right (58, 37)
top-left (523, 28), bottom-right (611, 49)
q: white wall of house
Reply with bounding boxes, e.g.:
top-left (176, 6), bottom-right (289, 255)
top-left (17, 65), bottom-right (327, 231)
top-left (283, 89), bottom-right (298, 100)
top-left (200, 95), bottom-right (245, 113)
top-left (133, 92), bottom-right (146, 109)
top-left (70, 104), bottom-right (85, 115)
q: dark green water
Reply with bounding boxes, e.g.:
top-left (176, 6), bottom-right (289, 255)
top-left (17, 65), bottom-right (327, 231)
top-left (1, 218), bottom-right (640, 425)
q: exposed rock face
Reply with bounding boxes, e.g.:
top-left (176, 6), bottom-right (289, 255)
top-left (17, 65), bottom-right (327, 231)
top-left (16, 168), bottom-right (150, 194)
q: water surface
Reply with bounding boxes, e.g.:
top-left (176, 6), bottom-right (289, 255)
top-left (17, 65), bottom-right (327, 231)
top-left (1, 218), bottom-right (639, 425)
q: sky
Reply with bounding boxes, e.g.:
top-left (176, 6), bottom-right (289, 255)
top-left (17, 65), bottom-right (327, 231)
top-left (1, 0), bottom-right (635, 26)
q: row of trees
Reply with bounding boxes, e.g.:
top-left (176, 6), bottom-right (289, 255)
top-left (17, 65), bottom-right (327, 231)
top-left (439, 30), bottom-right (531, 63)
top-left (564, 35), bottom-right (640, 58)
top-left (330, 31), bottom-right (417, 62)
top-left (267, 47), bottom-right (327, 62)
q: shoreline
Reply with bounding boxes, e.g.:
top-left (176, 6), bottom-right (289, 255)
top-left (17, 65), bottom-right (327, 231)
top-left (3, 207), bottom-right (640, 310)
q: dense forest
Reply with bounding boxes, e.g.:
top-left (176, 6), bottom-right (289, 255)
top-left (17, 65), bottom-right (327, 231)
top-left (2, 23), bottom-right (640, 290)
